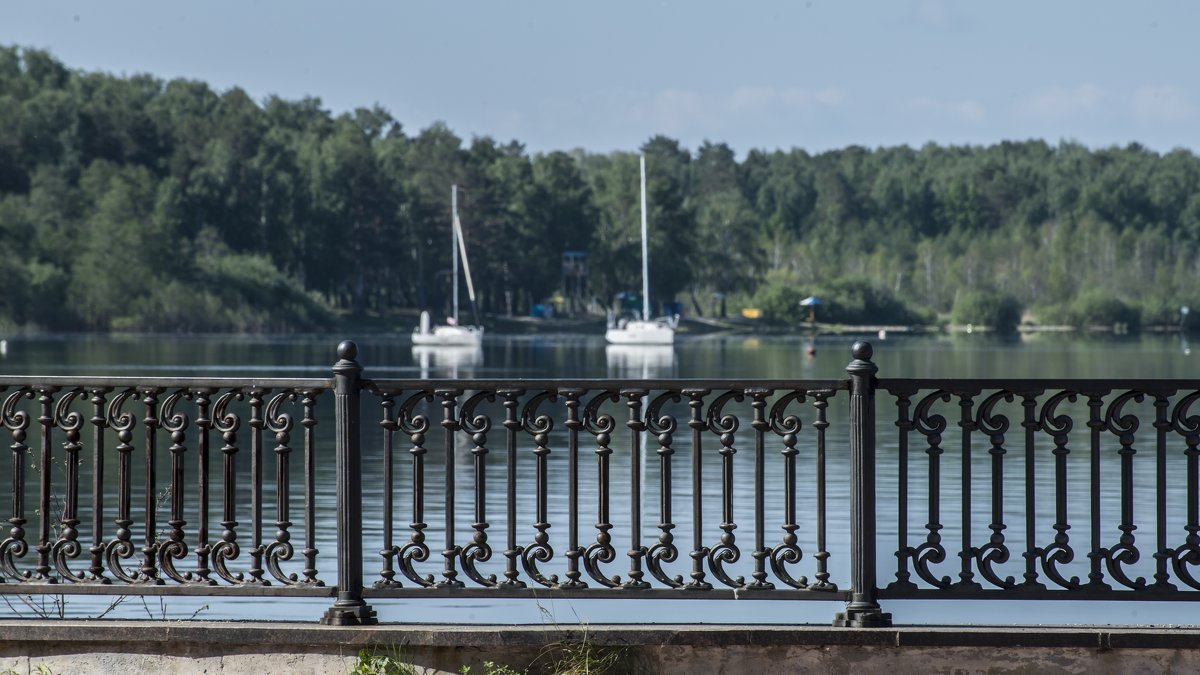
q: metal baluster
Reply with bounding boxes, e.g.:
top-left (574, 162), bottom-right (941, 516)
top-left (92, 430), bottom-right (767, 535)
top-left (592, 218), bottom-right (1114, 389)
top-left (158, 391), bottom-right (189, 583)
top-left (812, 391), bottom-right (835, 590)
top-left (106, 389), bottom-right (138, 583)
top-left (1101, 391), bottom-right (1144, 589)
top-left (193, 389), bottom-right (213, 584)
top-left (1152, 393), bottom-right (1174, 590)
top-left (684, 389), bottom-right (711, 590)
top-left (890, 389), bottom-right (915, 591)
top-left (460, 390), bottom-right (495, 587)
top-left (247, 388), bottom-right (265, 584)
top-left (377, 393), bottom-right (398, 587)
top-left (747, 389), bottom-right (773, 590)
top-left (212, 390), bottom-right (243, 584)
top-left (438, 389), bottom-right (463, 588)
top-left (956, 391), bottom-right (979, 589)
top-left (1020, 393), bottom-right (1044, 589)
top-left (766, 389), bottom-right (807, 590)
top-left (706, 389), bottom-right (743, 588)
top-left (499, 389), bottom-right (524, 588)
top-left (264, 390), bottom-right (298, 586)
top-left (139, 388), bottom-right (160, 583)
top-left (975, 391), bottom-right (1014, 589)
top-left (520, 391), bottom-right (558, 587)
top-left (624, 389), bottom-right (649, 588)
top-left (53, 388), bottom-right (86, 581)
top-left (35, 387), bottom-right (55, 581)
top-left (1, 388), bottom-right (33, 582)
top-left (396, 390), bottom-right (433, 587)
top-left (646, 391), bottom-right (682, 588)
top-left (562, 389), bottom-right (585, 588)
top-left (583, 390), bottom-right (618, 588)
top-left (301, 390), bottom-right (320, 585)
top-left (88, 388), bottom-right (109, 582)
top-left (1170, 391), bottom-right (1200, 588)
top-left (1085, 392), bottom-right (1107, 589)
top-left (1038, 391), bottom-right (1080, 590)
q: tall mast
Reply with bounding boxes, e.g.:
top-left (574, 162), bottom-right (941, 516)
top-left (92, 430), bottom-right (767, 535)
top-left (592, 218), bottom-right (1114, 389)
top-left (452, 184), bottom-right (460, 323)
top-left (640, 155), bottom-right (650, 321)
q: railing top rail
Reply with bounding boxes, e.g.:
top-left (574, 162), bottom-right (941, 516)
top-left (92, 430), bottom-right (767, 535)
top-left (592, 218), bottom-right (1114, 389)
top-left (0, 375), bottom-right (333, 390)
top-left (364, 377), bottom-right (851, 392)
top-left (879, 377), bottom-right (1200, 394)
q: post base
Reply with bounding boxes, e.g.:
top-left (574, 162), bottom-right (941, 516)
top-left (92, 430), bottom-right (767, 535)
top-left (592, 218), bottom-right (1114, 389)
top-left (833, 608), bottom-right (892, 628)
top-left (320, 601), bottom-right (378, 626)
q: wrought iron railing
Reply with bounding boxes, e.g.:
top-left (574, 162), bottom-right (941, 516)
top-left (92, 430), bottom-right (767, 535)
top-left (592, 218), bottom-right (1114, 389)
top-left (2, 340), bottom-right (1199, 626)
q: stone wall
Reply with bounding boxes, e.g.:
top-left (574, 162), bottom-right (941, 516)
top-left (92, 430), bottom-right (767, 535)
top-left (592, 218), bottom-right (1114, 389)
top-left (2, 621), bottom-right (1200, 674)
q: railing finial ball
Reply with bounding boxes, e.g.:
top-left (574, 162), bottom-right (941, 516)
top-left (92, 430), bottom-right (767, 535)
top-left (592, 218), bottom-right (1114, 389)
top-left (338, 340), bottom-right (359, 361)
top-left (851, 340), bottom-right (873, 362)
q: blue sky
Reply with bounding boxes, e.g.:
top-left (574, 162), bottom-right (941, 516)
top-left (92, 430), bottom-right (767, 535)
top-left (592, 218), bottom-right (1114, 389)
top-left (2, 1), bottom-right (1197, 156)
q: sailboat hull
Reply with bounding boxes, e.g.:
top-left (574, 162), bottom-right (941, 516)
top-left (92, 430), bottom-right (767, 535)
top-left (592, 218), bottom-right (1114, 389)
top-left (605, 320), bottom-right (675, 345)
top-left (412, 325), bottom-right (484, 347)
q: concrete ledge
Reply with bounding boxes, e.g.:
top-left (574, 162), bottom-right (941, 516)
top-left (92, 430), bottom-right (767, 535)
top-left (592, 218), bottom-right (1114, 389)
top-left (3, 621), bottom-right (1200, 674)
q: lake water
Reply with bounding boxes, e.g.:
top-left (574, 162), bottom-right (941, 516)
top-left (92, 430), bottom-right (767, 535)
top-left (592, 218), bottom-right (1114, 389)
top-left (1, 330), bottom-right (1197, 626)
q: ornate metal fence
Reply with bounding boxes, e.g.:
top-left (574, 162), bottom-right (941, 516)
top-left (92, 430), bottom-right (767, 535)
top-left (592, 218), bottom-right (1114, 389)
top-left (2, 339), bottom-right (1199, 626)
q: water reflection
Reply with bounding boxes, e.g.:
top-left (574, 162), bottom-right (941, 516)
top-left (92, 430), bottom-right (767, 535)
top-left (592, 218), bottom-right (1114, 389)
top-left (605, 344), bottom-right (676, 378)
top-left (412, 344), bottom-right (483, 379)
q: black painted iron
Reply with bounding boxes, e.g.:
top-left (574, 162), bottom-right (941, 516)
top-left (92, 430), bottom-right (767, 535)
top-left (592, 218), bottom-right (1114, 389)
top-left (2, 342), bottom-right (1200, 626)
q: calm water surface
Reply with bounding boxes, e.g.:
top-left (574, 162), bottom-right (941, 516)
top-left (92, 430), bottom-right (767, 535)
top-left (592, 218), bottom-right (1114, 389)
top-left (1, 330), bottom-right (1197, 625)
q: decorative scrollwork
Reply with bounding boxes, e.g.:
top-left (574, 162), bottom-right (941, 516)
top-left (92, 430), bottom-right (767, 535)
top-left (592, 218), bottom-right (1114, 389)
top-left (582, 389), bottom-right (621, 588)
top-left (768, 389), bottom-right (808, 589)
top-left (768, 390), bottom-right (806, 437)
top-left (397, 537), bottom-right (435, 587)
top-left (583, 539), bottom-right (620, 588)
top-left (706, 390), bottom-right (744, 436)
top-left (974, 390), bottom-right (1016, 589)
top-left (645, 391), bottom-right (680, 436)
top-left (0, 385), bottom-right (35, 581)
top-left (913, 390), bottom-right (952, 439)
top-left (520, 538), bottom-right (558, 588)
top-left (1098, 390), bottom-right (1147, 590)
top-left (1170, 390), bottom-right (1200, 590)
top-left (706, 536), bottom-right (743, 589)
top-left (101, 389), bottom-right (139, 584)
top-left (769, 540), bottom-right (807, 589)
top-left (1039, 390), bottom-right (1078, 438)
top-left (583, 390), bottom-right (619, 436)
top-left (211, 390), bottom-right (245, 584)
top-left (1034, 390), bottom-right (1081, 590)
top-left (156, 390), bottom-right (192, 584)
top-left (264, 390), bottom-right (302, 586)
top-left (521, 390), bottom-right (558, 436)
top-left (50, 388), bottom-right (87, 582)
top-left (459, 390), bottom-right (497, 587)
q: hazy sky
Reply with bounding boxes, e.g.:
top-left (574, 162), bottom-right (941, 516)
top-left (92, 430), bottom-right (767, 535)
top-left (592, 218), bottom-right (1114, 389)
top-left (2, 1), bottom-right (1197, 156)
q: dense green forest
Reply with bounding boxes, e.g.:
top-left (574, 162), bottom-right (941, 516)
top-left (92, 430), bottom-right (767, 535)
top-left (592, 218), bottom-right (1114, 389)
top-left (2, 46), bottom-right (1199, 333)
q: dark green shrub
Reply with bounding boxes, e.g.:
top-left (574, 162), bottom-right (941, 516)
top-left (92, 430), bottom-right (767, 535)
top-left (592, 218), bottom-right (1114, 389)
top-left (951, 290), bottom-right (1022, 333)
top-left (1066, 290), bottom-right (1140, 330)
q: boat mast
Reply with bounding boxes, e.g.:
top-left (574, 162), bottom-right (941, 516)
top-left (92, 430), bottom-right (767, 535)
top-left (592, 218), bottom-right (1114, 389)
top-left (640, 155), bottom-right (650, 321)
top-left (452, 184), bottom-right (460, 324)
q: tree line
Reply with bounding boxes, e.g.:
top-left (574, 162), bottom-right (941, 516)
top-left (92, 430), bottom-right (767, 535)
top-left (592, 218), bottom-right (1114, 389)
top-left (2, 46), bottom-right (1199, 333)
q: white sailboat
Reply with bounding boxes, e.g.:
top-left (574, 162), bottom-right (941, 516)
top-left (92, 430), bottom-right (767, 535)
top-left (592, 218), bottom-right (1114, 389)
top-left (413, 184), bottom-right (484, 347)
top-left (605, 155), bottom-right (677, 345)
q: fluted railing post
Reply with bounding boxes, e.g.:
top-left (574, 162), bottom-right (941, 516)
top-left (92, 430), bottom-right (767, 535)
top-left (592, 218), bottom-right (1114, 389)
top-left (834, 341), bottom-right (892, 627)
top-left (321, 340), bottom-right (378, 625)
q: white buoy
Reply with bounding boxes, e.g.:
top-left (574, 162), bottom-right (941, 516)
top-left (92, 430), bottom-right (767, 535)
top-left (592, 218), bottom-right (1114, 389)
top-left (0, 339), bottom-right (7, 356)
top-left (877, 329), bottom-right (887, 340)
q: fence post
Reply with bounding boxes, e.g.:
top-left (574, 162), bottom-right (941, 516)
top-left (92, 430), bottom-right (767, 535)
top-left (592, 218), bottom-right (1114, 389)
top-left (834, 341), bottom-right (891, 627)
top-left (321, 340), bottom-right (378, 625)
